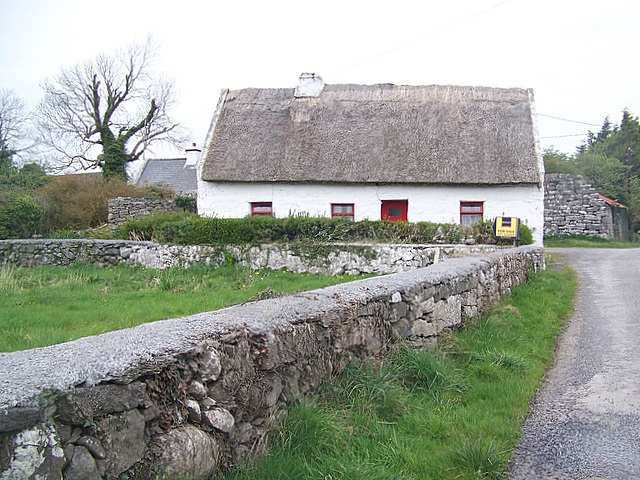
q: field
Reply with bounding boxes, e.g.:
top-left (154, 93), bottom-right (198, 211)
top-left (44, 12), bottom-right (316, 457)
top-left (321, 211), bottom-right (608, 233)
top-left (0, 263), bottom-right (369, 352)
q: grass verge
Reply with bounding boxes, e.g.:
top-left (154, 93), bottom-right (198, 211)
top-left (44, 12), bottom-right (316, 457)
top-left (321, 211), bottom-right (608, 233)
top-left (0, 263), bottom-right (369, 352)
top-left (222, 265), bottom-right (577, 480)
top-left (545, 234), bottom-right (640, 248)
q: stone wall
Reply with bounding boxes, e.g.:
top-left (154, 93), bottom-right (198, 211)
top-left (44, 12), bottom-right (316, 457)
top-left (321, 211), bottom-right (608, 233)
top-left (544, 173), bottom-right (629, 239)
top-left (0, 246), bottom-right (543, 479)
top-left (108, 197), bottom-right (183, 228)
top-left (0, 239), bottom-right (504, 275)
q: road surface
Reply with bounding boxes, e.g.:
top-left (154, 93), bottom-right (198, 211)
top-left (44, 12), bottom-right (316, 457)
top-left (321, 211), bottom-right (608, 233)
top-left (510, 248), bottom-right (640, 479)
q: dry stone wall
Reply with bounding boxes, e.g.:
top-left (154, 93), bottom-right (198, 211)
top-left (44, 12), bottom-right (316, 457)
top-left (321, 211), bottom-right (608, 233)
top-left (0, 246), bottom-right (543, 479)
top-left (544, 173), bottom-right (617, 238)
top-left (0, 239), bottom-right (504, 275)
top-left (107, 197), bottom-right (183, 228)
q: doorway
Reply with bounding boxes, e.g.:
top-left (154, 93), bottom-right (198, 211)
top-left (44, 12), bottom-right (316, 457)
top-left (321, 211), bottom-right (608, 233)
top-left (381, 200), bottom-right (408, 222)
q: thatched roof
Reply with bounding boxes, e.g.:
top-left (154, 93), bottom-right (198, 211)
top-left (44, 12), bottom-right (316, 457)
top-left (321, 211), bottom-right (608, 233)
top-left (200, 83), bottom-right (542, 185)
top-left (137, 158), bottom-right (197, 194)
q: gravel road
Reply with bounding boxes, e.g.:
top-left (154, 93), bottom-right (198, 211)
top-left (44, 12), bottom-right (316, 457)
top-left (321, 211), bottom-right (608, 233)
top-left (509, 248), bottom-right (640, 479)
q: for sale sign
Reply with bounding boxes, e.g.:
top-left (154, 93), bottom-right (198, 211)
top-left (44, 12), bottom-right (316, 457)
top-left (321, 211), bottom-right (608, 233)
top-left (493, 217), bottom-right (520, 240)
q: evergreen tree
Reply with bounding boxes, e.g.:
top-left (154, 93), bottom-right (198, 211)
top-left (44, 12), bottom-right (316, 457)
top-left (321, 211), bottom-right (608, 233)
top-left (575, 109), bottom-right (640, 233)
top-left (543, 148), bottom-right (580, 174)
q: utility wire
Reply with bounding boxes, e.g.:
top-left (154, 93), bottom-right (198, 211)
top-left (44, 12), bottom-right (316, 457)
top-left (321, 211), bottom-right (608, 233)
top-left (336, 0), bottom-right (516, 74)
top-left (536, 113), bottom-right (601, 127)
top-left (540, 134), bottom-right (589, 139)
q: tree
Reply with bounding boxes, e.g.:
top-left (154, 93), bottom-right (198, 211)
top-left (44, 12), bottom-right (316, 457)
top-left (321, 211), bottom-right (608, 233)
top-left (577, 152), bottom-right (628, 203)
top-left (543, 148), bottom-right (580, 174)
top-left (0, 89), bottom-right (30, 173)
top-left (0, 89), bottom-right (46, 188)
top-left (575, 109), bottom-right (640, 234)
top-left (37, 38), bottom-right (184, 180)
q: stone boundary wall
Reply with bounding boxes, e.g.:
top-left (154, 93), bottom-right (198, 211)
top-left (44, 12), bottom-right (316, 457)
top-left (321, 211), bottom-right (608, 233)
top-left (544, 173), bottom-right (615, 238)
top-left (0, 239), bottom-right (505, 275)
top-left (108, 197), bottom-right (183, 228)
top-left (0, 246), bottom-right (543, 479)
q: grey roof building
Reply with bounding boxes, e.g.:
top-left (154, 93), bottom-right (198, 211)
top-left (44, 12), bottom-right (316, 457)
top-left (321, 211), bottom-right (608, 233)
top-left (136, 144), bottom-right (200, 195)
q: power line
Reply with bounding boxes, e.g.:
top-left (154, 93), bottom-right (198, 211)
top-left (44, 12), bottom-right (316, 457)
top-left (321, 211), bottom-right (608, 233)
top-left (336, 0), bottom-right (516, 74)
top-left (539, 134), bottom-right (588, 139)
top-left (536, 113), bottom-right (601, 127)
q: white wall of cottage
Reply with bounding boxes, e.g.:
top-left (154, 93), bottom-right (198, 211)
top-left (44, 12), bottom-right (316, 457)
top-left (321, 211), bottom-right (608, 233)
top-left (197, 181), bottom-right (545, 245)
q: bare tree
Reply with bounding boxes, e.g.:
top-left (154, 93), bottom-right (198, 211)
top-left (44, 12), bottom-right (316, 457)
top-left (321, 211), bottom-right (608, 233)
top-left (0, 89), bottom-right (30, 166)
top-left (37, 38), bottom-right (184, 179)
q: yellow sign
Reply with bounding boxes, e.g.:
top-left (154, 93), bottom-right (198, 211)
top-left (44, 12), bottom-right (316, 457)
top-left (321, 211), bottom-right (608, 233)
top-left (493, 217), bottom-right (520, 239)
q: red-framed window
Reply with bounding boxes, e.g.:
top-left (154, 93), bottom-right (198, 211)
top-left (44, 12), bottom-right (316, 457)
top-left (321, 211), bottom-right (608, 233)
top-left (381, 200), bottom-right (408, 222)
top-left (331, 203), bottom-right (355, 221)
top-left (460, 201), bottom-right (483, 225)
top-left (251, 202), bottom-right (273, 216)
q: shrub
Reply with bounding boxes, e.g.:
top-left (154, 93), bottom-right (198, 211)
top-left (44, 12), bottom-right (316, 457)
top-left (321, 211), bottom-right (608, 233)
top-left (115, 211), bottom-right (194, 241)
top-left (37, 175), bottom-right (169, 232)
top-left (174, 195), bottom-right (197, 213)
top-left (518, 223), bottom-right (533, 245)
top-left (0, 192), bottom-right (45, 239)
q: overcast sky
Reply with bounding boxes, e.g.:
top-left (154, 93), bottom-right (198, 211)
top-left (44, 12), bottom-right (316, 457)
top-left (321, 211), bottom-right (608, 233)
top-left (1, 0), bottom-right (639, 159)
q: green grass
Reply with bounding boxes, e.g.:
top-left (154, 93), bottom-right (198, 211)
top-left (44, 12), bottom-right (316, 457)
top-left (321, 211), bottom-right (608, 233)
top-left (222, 266), bottom-right (577, 480)
top-left (0, 263), bottom-right (370, 352)
top-left (545, 234), bottom-right (640, 248)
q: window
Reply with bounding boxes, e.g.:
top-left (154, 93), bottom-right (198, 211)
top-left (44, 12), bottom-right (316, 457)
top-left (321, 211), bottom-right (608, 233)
top-left (251, 202), bottom-right (273, 216)
top-left (331, 203), bottom-right (355, 221)
top-left (460, 201), bottom-right (483, 225)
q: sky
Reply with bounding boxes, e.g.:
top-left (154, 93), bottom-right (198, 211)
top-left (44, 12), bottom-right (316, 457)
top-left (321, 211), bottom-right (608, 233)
top-left (1, 0), bottom-right (639, 161)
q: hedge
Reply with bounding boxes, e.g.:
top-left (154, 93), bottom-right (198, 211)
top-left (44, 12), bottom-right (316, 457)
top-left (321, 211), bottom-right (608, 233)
top-left (116, 213), bottom-right (533, 246)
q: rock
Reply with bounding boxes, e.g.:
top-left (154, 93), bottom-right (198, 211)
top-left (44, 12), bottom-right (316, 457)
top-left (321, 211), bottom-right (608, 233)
top-left (153, 425), bottom-right (220, 479)
top-left (0, 406), bottom-right (42, 433)
top-left (200, 397), bottom-right (217, 410)
top-left (188, 380), bottom-right (207, 400)
top-left (75, 435), bottom-right (106, 459)
top-left (55, 382), bottom-right (150, 425)
top-left (186, 399), bottom-right (202, 423)
top-left (411, 319), bottom-right (438, 338)
top-left (232, 422), bottom-right (257, 444)
top-left (95, 408), bottom-right (146, 477)
top-left (1, 424), bottom-right (65, 480)
top-left (198, 349), bottom-right (222, 382)
top-left (64, 445), bottom-right (100, 480)
top-left (202, 408), bottom-right (235, 433)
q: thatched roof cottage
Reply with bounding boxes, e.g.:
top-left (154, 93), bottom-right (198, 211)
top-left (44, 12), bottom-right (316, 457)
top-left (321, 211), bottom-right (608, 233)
top-left (198, 74), bottom-right (545, 244)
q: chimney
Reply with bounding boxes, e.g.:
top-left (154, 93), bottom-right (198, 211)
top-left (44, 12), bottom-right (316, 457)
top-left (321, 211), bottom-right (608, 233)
top-left (294, 73), bottom-right (324, 98)
top-left (184, 142), bottom-right (201, 167)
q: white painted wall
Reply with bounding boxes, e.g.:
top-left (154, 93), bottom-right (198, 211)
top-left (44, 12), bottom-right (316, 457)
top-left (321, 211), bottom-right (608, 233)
top-left (197, 180), bottom-right (545, 245)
